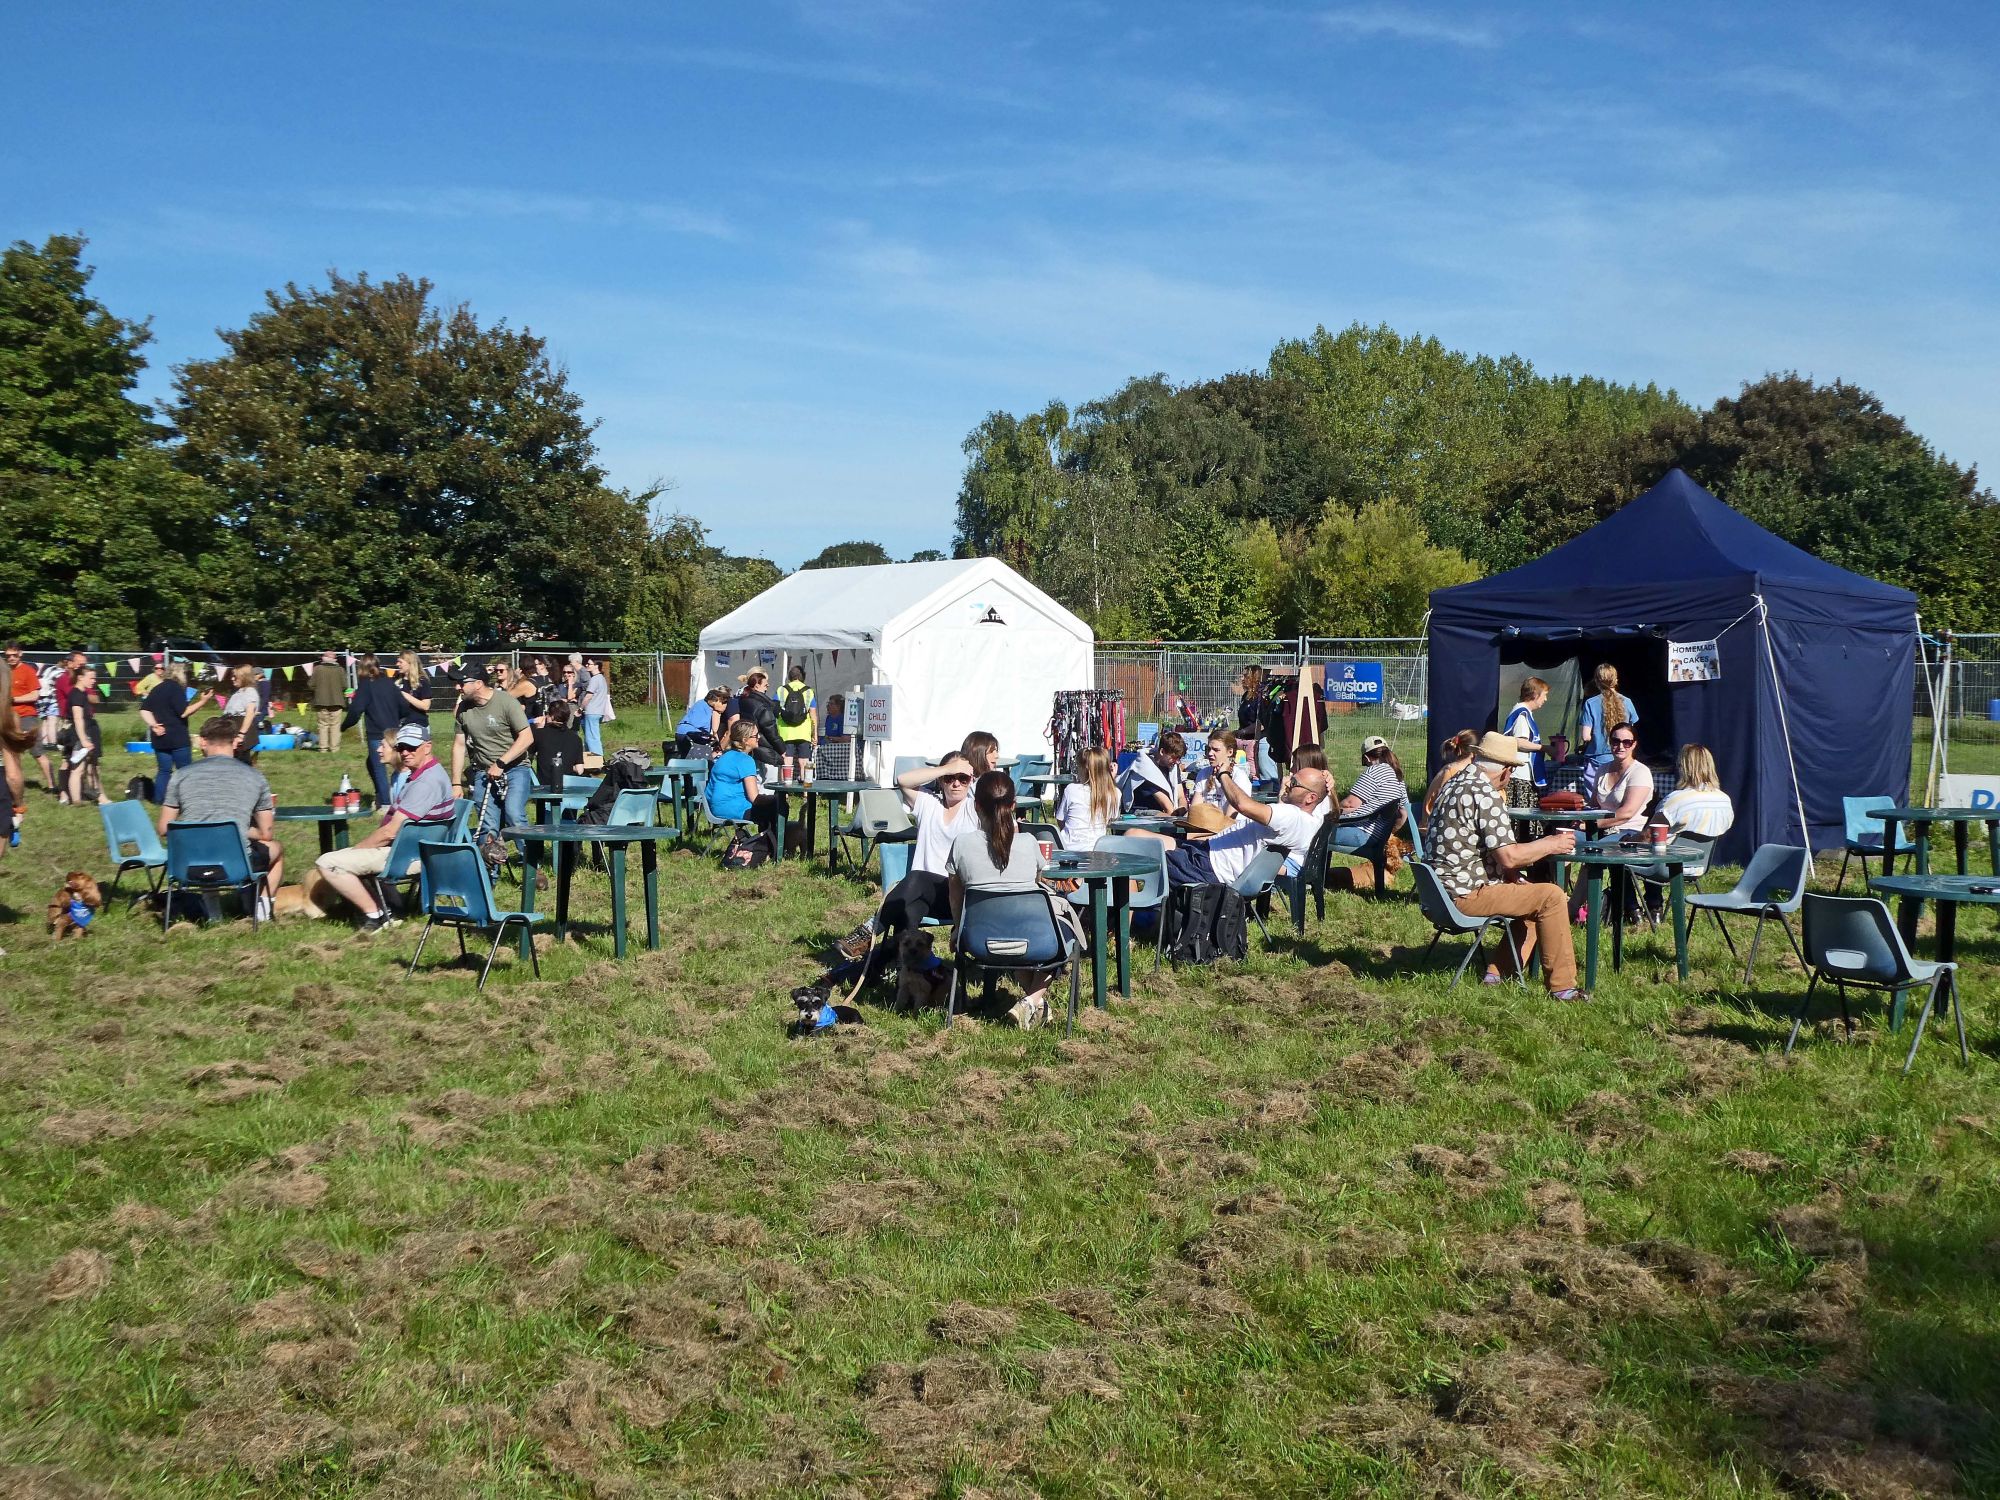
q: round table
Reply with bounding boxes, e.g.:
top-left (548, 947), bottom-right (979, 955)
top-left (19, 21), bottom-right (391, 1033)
top-left (1042, 848), bottom-right (1160, 1011)
top-left (500, 821), bottom-right (680, 959)
top-left (1567, 836), bottom-right (1707, 988)
top-left (788, 779), bottom-right (879, 871)
top-left (1108, 813), bottom-right (1180, 836)
top-left (1866, 806), bottom-right (2000, 885)
top-left (273, 804), bottom-right (374, 854)
top-left (1866, 873), bottom-right (2000, 1034)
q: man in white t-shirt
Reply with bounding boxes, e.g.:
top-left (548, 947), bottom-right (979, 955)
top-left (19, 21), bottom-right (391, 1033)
top-left (1165, 763), bottom-right (1331, 887)
top-left (833, 752), bottom-right (975, 960)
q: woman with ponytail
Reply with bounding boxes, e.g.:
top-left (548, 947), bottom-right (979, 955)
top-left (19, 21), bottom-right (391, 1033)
top-left (946, 770), bottom-right (1070, 1028)
top-left (1578, 663), bottom-right (1637, 770)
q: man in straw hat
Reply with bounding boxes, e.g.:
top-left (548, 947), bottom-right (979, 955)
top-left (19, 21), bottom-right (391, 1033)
top-left (1427, 730), bottom-right (1588, 1000)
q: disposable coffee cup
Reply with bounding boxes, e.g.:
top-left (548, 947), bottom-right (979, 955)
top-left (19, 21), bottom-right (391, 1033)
top-left (1649, 824), bottom-right (1670, 849)
top-left (1037, 839), bottom-right (1054, 863)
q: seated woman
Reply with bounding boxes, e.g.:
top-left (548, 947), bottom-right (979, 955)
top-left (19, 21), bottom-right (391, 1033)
top-left (959, 730), bottom-right (1000, 778)
top-left (705, 722), bottom-right (781, 839)
top-left (1055, 747), bottom-right (1118, 853)
top-left (674, 688), bottom-right (728, 759)
top-left (533, 699), bottom-right (586, 788)
top-left (1593, 721), bottom-right (1654, 834)
top-left (947, 770), bottom-right (1074, 1030)
top-left (1126, 731), bottom-right (1188, 815)
top-left (822, 693), bottom-right (846, 739)
top-left (1332, 736), bottom-right (1406, 852)
top-left (1189, 730), bottom-right (1252, 816)
top-left (1657, 743), bottom-right (1733, 837)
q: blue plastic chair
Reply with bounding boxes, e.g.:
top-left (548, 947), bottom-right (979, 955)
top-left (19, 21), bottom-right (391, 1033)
top-left (406, 842), bottom-right (548, 990)
top-left (446, 799), bottom-right (476, 840)
top-left (661, 758), bottom-right (708, 835)
top-left (1836, 796), bottom-right (1916, 891)
top-left (163, 821), bottom-right (261, 932)
top-left (1409, 860), bottom-right (1525, 987)
top-left (100, 800), bottom-right (168, 905)
top-left (877, 841), bottom-right (950, 929)
top-left (377, 816), bottom-right (461, 912)
top-left (1685, 844), bottom-right (1809, 985)
top-left (1069, 833), bottom-right (1169, 970)
top-left (1788, 893), bottom-right (1962, 1073)
top-left (947, 888), bottom-right (1082, 1032)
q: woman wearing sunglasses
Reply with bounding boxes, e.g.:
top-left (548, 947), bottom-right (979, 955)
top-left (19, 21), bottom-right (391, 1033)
top-left (832, 751), bottom-right (976, 963)
top-left (1593, 723), bottom-right (1653, 834)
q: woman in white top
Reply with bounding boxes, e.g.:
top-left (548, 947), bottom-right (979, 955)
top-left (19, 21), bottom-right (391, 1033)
top-left (832, 751), bottom-right (975, 963)
top-left (1056, 747), bottom-right (1119, 852)
top-left (1657, 743), bottom-right (1734, 837)
top-left (222, 664), bottom-right (261, 749)
top-left (1593, 721), bottom-right (1654, 834)
top-left (1188, 730), bottom-right (1253, 818)
top-left (1126, 731), bottom-right (1188, 815)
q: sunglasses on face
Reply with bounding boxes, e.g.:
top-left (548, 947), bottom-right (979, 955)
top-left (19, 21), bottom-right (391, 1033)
top-left (939, 774), bottom-right (971, 786)
top-left (1611, 737), bottom-right (1636, 747)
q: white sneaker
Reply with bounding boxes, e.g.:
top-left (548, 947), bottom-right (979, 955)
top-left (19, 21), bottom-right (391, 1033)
top-left (1007, 995), bottom-right (1048, 1030)
top-left (256, 895), bottom-right (273, 922)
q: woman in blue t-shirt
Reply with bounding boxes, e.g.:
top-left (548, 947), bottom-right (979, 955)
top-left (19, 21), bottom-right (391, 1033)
top-left (1577, 663), bottom-right (1638, 770)
top-left (706, 722), bottom-right (779, 837)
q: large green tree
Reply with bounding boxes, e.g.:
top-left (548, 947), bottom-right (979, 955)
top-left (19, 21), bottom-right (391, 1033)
top-left (0, 234), bottom-right (223, 643)
top-left (171, 271), bottom-right (652, 646)
top-left (801, 540), bottom-right (891, 570)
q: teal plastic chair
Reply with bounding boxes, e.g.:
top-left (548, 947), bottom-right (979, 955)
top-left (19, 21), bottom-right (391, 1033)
top-left (1836, 796), bottom-right (1915, 891)
top-left (1788, 893), bottom-right (1962, 1074)
top-left (661, 758), bottom-right (708, 834)
top-left (1409, 860), bottom-right (1524, 987)
top-left (100, 800), bottom-right (168, 904)
top-left (406, 842), bottom-right (548, 990)
top-left (378, 816), bottom-right (461, 912)
top-left (1685, 844), bottom-right (1808, 985)
top-left (1331, 793), bottom-right (1416, 899)
top-left (946, 888), bottom-right (1082, 1032)
top-left (1069, 833), bottom-right (1168, 970)
top-left (163, 821), bottom-right (261, 932)
top-left (606, 788), bottom-right (657, 827)
top-left (1273, 817), bottom-right (1336, 933)
top-left (446, 799), bottom-right (476, 840)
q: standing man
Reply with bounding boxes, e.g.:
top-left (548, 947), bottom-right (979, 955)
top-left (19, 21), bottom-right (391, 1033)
top-left (775, 664), bottom-right (816, 781)
top-left (1427, 731), bottom-right (1586, 1000)
top-left (578, 656), bottom-right (612, 764)
top-left (314, 724), bottom-right (454, 933)
top-left (5, 643), bottom-right (52, 791)
top-left (452, 672), bottom-right (534, 857)
top-left (159, 716), bottom-right (285, 917)
top-left (310, 650), bottom-right (348, 753)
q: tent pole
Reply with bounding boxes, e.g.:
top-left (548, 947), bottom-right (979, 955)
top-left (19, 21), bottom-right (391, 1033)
top-left (1934, 630), bottom-right (1953, 795)
top-left (1755, 595), bottom-right (1812, 871)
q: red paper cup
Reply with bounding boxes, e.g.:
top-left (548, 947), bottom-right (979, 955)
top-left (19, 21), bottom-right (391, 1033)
top-left (1037, 840), bottom-right (1054, 863)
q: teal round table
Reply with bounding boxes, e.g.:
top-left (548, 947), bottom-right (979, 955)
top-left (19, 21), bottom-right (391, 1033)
top-left (1042, 848), bottom-right (1160, 1010)
top-left (1566, 836), bottom-right (1708, 989)
top-left (500, 821), bottom-right (680, 959)
top-left (273, 804), bottom-right (373, 854)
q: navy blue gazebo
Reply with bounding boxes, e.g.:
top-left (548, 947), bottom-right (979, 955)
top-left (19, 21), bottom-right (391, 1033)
top-left (1427, 469), bottom-right (1917, 865)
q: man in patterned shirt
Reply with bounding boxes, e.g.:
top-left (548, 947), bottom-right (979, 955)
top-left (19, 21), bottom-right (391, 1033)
top-left (1428, 731), bottom-right (1586, 999)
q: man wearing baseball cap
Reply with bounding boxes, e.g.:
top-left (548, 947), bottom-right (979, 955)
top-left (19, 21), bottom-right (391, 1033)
top-left (1427, 731), bottom-right (1586, 999)
top-left (314, 723), bottom-right (454, 934)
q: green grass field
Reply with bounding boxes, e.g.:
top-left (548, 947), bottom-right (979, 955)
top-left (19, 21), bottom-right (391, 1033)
top-left (3, 712), bottom-right (1998, 1497)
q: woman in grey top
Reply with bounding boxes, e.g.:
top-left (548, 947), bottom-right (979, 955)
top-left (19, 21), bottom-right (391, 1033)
top-left (946, 771), bottom-right (1070, 1028)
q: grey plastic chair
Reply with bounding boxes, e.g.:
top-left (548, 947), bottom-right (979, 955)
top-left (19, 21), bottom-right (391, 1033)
top-left (1069, 833), bottom-right (1169, 970)
top-left (1684, 844), bottom-right (1808, 985)
top-left (833, 787), bottom-right (914, 873)
top-left (1788, 893), bottom-right (1963, 1074)
top-left (1409, 860), bottom-right (1524, 987)
top-left (1231, 846), bottom-right (1288, 948)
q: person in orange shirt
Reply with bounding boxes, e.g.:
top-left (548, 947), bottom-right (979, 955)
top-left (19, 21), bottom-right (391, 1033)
top-left (4, 642), bottom-right (52, 810)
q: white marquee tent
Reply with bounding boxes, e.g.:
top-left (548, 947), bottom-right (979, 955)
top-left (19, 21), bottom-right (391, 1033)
top-left (690, 558), bottom-right (1094, 779)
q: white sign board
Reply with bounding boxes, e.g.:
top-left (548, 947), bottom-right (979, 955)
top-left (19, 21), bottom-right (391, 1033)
top-left (1668, 639), bottom-right (1721, 683)
top-left (862, 684), bottom-right (894, 740)
top-left (1939, 774), bottom-right (2000, 812)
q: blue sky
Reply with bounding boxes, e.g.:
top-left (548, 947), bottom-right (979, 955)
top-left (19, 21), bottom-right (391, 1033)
top-left (6, 2), bottom-right (1995, 567)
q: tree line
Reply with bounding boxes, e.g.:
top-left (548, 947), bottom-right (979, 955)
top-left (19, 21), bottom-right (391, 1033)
top-left (7, 233), bottom-right (1992, 651)
top-left (952, 324), bottom-right (2000, 638)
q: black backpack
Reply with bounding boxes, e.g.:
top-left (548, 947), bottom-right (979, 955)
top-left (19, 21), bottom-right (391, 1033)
top-left (1162, 883), bottom-right (1250, 964)
top-left (779, 683), bottom-right (809, 728)
top-left (577, 749), bottom-right (651, 824)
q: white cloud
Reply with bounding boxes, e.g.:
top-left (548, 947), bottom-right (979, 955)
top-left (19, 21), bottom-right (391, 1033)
top-left (1317, 6), bottom-right (1500, 48)
top-left (305, 188), bottom-right (735, 240)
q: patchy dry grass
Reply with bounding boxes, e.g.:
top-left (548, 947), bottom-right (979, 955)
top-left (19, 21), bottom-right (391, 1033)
top-left (2, 715), bottom-right (1999, 1495)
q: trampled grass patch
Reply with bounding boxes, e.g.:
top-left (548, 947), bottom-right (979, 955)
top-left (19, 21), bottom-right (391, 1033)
top-left (2, 715), bottom-right (1998, 1496)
